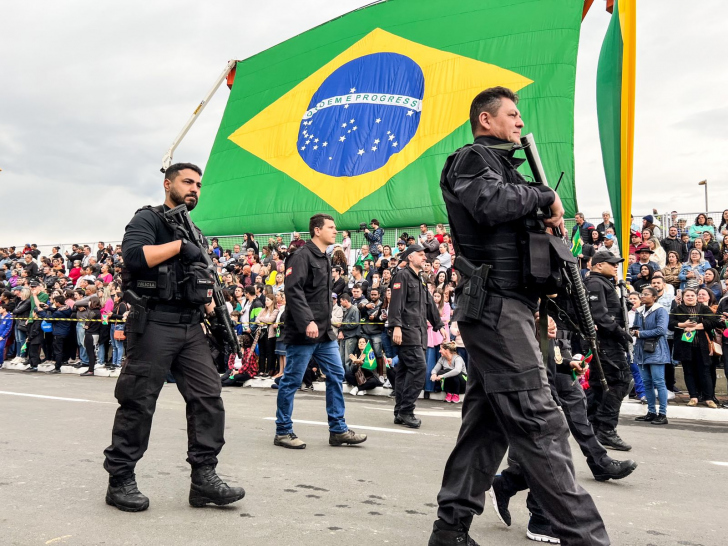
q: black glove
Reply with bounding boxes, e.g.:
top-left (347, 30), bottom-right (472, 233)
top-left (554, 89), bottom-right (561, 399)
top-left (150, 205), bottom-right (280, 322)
top-left (617, 328), bottom-right (633, 347)
top-left (179, 239), bottom-right (203, 264)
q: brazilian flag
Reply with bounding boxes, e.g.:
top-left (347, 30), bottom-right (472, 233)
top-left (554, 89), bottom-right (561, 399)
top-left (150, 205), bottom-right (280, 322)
top-left (571, 228), bottom-right (583, 257)
top-left (362, 341), bottom-right (377, 371)
top-left (194, 0), bottom-right (585, 235)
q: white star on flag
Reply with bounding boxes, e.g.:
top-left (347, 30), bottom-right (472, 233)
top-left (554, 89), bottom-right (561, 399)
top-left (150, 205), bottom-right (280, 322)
top-left (392, 142), bottom-right (398, 147)
top-left (386, 131), bottom-right (391, 134)
top-left (374, 139), bottom-right (380, 144)
top-left (313, 145), bottom-right (318, 150)
top-left (407, 110), bottom-right (414, 116)
top-left (314, 138), bottom-right (319, 143)
top-left (322, 142), bottom-right (328, 147)
top-left (375, 118), bottom-right (381, 123)
top-left (300, 146), bottom-right (305, 150)
top-left (329, 157), bottom-right (332, 160)
top-left (339, 136), bottom-right (346, 142)
top-left (371, 146), bottom-right (377, 151)
top-left (352, 126), bottom-right (357, 131)
top-left (342, 123), bottom-right (347, 128)
top-left (350, 119), bottom-right (355, 123)
top-left (344, 104), bottom-right (349, 109)
top-left (350, 88), bottom-right (356, 93)
top-left (305, 140), bottom-right (310, 145)
top-left (347, 130), bottom-right (351, 134)
top-left (388, 135), bottom-right (395, 141)
top-left (358, 149), bottom-right (365, 156)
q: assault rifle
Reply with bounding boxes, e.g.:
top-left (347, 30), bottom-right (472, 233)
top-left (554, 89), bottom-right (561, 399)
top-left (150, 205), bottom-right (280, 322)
top-left (165, 204), bottom-right (243, 359)
top-left (520, 133), bottom-right (609, 391)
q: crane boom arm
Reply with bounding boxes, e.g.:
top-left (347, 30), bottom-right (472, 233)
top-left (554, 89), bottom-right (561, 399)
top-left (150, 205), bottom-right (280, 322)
top-left (161, 59), bottom-right (239, 172)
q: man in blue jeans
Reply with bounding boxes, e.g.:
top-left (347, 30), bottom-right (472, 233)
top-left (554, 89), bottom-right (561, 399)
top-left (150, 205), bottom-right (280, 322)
top-left (274, 214), bottom-right (367, 449)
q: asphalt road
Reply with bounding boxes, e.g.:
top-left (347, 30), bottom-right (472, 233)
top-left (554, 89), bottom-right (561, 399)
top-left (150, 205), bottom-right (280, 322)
top-left (1, 370), bottom-right (727, 546)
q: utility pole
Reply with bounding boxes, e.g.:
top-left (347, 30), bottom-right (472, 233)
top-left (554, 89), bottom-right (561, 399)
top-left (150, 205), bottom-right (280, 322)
top-left (698, 179), bottom-right (708, 212)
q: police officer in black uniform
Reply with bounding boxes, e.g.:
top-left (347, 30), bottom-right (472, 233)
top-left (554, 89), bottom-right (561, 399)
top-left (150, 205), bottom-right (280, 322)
top-left (585, 251), bottom-right (633, 451)
top-left (490, 314), bottom-right (637, 542)
top-left (387, 244), bottom-right (445, 429)
top-left (429, 87), bottom-right (609, 546)
top-left (103, 163), bottom-right (245, 512)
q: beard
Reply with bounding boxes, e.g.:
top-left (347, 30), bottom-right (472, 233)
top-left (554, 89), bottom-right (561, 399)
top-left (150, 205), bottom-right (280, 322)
top-left (169, 186), bottom-right (198, 211)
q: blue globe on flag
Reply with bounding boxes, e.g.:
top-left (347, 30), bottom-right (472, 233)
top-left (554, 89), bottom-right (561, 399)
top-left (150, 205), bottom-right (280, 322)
top-left (297, 52), bottom-right (424, 177)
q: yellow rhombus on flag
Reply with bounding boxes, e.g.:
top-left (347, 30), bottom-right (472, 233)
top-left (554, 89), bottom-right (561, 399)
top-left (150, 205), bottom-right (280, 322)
top-left (228, 28), bottom-right (532, 213)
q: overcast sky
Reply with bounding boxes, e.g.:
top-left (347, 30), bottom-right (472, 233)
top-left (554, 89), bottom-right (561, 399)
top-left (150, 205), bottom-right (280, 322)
top-left (1, 0), bottom-right (726, 248)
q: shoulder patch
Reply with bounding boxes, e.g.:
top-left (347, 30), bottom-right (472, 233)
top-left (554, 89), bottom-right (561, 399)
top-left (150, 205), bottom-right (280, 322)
top-left (286, 267), bottom-right (293, 277)
top-left (393, 283), bottom-right (401, 289)
top-left (589, 295), bottom-right (598, 301)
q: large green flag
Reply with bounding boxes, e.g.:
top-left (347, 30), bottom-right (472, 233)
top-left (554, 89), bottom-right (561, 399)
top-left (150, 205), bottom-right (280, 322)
top-left (193, 0), bottom-right (584, 235)
top-left (596, 0), bottom-right (636, 260)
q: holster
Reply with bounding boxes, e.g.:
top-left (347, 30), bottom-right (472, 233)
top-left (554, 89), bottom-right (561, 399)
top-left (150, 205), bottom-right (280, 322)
top-left (453, 255), bottom-right (491, 322)
top-left (123, 290), bottom-right (149, 334)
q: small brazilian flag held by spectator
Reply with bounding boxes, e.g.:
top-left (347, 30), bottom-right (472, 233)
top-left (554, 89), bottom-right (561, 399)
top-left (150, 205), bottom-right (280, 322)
top-left (681, 331), bottom-right (696, 343)
top-left (571, 229), bottom-right (583, 257)
top-left (362, 341), bottom-right (377, 370)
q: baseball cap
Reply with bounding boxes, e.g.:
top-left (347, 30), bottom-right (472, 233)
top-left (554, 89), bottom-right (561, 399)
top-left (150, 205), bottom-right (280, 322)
top-left (332, 292), bottom-right (338, 299)
top-left (592, 251), bottom-right (624, 266)
top-left (399, 243), bottom-right (424, 262)
top-left (397, 240), bottom-right (406, 245)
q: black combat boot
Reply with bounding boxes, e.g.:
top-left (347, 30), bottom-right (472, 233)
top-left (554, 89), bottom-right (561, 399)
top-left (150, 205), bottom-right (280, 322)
top-left (596, 428), bottom-right (632, 451)
top-left (397, 413), bottom-right (421, 428)
top-left (189, 465), bottom-right (245, 507)
top-left (590, 459), bottom-right (638, 482)
top-left (106, 474), bottom-right (150, 512)
top-left (428, 521), bottom-right (480, 546)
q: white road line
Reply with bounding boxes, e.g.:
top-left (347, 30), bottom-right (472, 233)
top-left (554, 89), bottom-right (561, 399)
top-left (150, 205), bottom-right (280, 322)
top-left (262, 417), bottom-right (418, 434)
top-left (0, 391), bottom-right (113, 404)
top-left (362, 405), bottom-right (462, 418)
top-left (709, 461), bottom-right (728, 467)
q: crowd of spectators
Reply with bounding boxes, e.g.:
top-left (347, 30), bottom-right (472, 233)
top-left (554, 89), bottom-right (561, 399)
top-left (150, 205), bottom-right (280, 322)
top-left (1, 210), bottom-right (727, 410)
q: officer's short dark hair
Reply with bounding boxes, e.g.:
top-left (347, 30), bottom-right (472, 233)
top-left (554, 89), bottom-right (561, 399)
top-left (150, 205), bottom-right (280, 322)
top-left (244, 285), bottom-right (256, 296)
top-left (165, 162), bottom-right (202, 181)
top-left (309, 213), bottom-right (335, 237)
top-left (469, 86), bottom-right (519, 135)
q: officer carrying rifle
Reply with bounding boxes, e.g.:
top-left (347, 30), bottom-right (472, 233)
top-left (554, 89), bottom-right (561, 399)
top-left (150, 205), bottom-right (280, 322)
top-left (428, 87), bottom-right (610, 546)
top-left (103, 163), bottom-right (245, 513)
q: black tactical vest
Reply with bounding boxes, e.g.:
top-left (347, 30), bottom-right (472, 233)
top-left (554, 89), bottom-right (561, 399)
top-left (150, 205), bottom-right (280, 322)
top-left (441, 143), bottom-right (528, 294)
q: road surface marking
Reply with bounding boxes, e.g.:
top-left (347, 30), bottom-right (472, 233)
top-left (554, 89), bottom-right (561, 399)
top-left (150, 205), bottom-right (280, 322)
top-left (263, 417), bottom-right (417, 434)
top-left (710, 461), bottom-right (728, 467)
top-left (362, 405), bottom-right (462, 418)
top-left (0, 391), bottom-right (113, 404)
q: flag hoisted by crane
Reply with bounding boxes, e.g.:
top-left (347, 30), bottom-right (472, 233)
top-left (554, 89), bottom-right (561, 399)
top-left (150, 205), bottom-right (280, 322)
top-left (193, 0), bottom-right (585, 235)
top-left (596, 0), bottom-right (636, 262)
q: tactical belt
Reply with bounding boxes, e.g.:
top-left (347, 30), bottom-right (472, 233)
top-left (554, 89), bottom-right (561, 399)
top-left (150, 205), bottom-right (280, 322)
top-left (145, 302), bottom-right (203, 325)
top-left (147, 308), bottom-right (203, 325)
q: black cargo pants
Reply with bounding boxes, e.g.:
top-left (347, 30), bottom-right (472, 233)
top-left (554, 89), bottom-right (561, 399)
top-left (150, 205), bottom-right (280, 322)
top-left (587, 342), bottom-right (630, 433)
top-left (103, 319), bottom-right (225, 478)
top-left (393, 344), bottom-right (426, 417)
top-left (435, 295), bottom-right (609, 546)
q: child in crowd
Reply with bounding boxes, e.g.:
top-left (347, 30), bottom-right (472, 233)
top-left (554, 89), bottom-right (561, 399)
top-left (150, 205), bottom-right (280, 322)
top-left (222, 331), bottom-right (259, 387)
